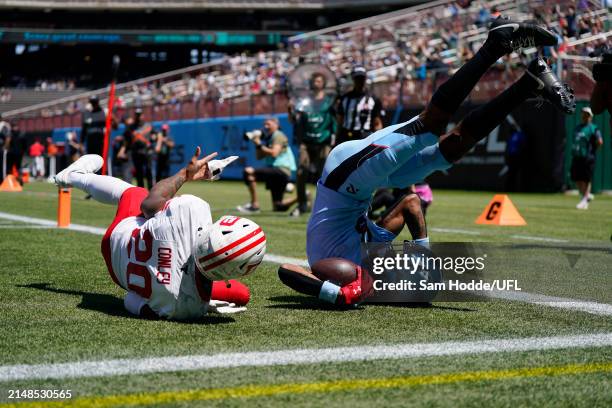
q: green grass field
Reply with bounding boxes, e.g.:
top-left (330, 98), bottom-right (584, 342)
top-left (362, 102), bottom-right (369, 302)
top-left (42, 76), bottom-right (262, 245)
top-left (0, 181), bottom-right (611, 407)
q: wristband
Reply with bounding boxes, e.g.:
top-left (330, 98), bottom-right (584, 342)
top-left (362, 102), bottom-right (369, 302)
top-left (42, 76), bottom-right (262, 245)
top-left (318, 281), bottom-right (340, 304)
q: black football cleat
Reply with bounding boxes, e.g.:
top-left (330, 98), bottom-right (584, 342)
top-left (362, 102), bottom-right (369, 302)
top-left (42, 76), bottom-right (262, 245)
top-left (592, 48), bottom-right (612, 82)
top-left (525, 58), bottom-right (576, 114)
top-left (487, 16), bottom-right (558, 54)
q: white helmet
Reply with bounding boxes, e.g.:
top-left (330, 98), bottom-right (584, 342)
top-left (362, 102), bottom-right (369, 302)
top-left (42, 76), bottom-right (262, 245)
top-left (195, 215), bottom-right (266, 281)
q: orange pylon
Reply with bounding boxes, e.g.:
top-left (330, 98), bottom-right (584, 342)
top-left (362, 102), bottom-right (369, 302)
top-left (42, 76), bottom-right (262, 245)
top-left (0, 175), bottom-right (22, 192)
top-left (475, 194), bottom-right (526, 226)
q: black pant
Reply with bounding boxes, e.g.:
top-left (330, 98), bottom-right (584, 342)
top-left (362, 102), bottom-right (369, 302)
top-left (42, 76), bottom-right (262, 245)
top-left (156, 156), bottom-right (171, 182)
top-left (245, 167), bottom-right (289, 203)
top-left (132, 152), bottom-right (153, 189)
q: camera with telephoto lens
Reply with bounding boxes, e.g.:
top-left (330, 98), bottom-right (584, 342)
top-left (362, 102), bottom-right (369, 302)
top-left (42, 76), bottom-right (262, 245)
top-left (243, 129), bottom-right (263, 142)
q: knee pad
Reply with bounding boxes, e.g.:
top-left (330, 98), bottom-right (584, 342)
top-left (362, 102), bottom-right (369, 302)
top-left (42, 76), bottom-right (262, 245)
top-left (211, 280), bottom-right (250, 306)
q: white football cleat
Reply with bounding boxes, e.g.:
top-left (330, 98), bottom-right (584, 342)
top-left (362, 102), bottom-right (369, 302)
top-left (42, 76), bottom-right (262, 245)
top-left (54, 154), bottom-right (104, 187)
top-left (207, 156), bottom-right (238, 181)
top-left (576, 200), bottom-right (589, 210)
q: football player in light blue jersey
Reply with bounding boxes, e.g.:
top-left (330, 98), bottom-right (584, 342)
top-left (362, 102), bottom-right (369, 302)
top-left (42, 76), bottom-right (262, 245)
top-left (278, 17), bottom-right (575, 307)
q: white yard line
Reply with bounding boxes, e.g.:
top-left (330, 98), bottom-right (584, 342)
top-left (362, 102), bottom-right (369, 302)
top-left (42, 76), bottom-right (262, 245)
top-left (1, 333), bottom-right (611, 382)
top-left (0, 225), bottom-right (55, 229)
top-left (0, 211), bottom-right (609, 316)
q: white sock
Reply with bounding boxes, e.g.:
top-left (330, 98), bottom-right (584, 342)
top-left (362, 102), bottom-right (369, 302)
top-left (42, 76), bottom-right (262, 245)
top-left (69, 173), bottom-right (132, 205)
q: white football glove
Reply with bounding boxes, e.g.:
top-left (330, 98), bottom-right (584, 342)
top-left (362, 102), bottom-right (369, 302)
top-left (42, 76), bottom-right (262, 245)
top-left (207, 156), bottom-right (239, 181)
top-left (208, 299), bottom-right (247, 314)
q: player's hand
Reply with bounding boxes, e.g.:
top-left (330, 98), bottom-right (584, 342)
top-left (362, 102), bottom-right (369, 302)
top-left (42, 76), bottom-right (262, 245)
top-left (185, 146), bottom-right (218, 181)
top-left (208, 300), bottom-right (247, 314)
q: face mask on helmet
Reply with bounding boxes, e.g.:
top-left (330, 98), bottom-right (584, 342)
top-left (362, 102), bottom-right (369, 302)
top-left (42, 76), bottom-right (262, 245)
top-left (194, 215), bottom-right (266, 281)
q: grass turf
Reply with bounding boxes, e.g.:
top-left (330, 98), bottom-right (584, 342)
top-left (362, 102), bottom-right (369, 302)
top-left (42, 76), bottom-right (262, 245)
top-left (0, 181), bottom-right (611, 406)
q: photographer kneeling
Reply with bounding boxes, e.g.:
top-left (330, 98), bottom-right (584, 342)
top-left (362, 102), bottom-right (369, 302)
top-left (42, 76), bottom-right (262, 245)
top-left (237, 117), bottom-right (297, 214)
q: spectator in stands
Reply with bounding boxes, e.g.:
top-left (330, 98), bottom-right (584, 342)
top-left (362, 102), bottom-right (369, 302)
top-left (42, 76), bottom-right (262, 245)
top-left (28, 138), bottom-right (45, 180)
top-left (152, 123), bottom-right (175, 182)
top-left (336, 66), bottom-right (384, 145)
top-left (0, 88), bottom-right (11, 103)
top-left (237, 117), bottom-right (297, 214)
top-left (288, 72), bottom-right (336, 217)
top-left (571, 107), bottom-right (603, 210)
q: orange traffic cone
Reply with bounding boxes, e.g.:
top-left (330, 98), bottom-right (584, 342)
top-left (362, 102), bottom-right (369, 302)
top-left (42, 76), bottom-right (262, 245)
top-left (475, 194), bottom-right (526, 226)
top-left (57, 188), bottom-right (71, 228)
top-left (0, 175), bottom-right (23, 192)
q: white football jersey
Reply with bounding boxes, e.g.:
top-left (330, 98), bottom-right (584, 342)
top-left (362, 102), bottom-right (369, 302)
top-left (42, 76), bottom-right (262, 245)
top-left (108, 194), bottom-right (213, 320)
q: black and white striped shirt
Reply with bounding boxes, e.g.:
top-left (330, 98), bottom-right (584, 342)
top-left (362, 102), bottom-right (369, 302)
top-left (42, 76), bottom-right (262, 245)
top-left (338, 90), bottom-right (383, 132)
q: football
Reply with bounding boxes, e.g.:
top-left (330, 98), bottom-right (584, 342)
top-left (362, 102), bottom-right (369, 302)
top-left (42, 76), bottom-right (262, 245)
top-left (311, 258), bottom-right (358, 286)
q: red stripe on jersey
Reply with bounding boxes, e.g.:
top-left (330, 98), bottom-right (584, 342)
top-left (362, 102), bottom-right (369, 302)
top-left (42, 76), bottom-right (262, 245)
top-left (203, 234), bottom-right (266, 271)
top-left (199, 227), bottom-right (263, 263)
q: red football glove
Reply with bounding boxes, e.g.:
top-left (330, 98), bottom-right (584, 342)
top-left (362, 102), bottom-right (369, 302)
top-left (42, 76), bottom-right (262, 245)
top-left (339, 266), bottom-right (374, 306)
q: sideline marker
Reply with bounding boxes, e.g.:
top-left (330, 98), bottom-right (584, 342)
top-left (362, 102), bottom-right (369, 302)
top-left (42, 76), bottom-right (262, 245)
top-left (475, 194), bottom-right (526, 226)
top-left (0, 175), bottom-right (22, 192)
top-left (57, 187), bottom-right (71, 228)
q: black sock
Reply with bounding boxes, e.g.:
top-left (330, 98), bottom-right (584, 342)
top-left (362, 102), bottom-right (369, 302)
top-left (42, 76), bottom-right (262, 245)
top-left (461, 73), bottom-right (536, 141)
top-left (430, 44), bottom-right (500, 114)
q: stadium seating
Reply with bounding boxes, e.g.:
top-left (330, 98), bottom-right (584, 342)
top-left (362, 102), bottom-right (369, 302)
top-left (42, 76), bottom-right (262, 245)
top-left (2, 0), bottom-right (609, 131)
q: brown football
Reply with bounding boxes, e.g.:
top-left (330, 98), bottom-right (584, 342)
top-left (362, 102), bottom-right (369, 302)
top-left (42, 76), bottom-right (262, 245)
top-left (311, 258), bottom-right (358, 286)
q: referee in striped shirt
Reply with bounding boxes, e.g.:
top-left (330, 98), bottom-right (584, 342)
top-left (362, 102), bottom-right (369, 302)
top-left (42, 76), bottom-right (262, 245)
top-left (336, 66), bottom-right (384, 145)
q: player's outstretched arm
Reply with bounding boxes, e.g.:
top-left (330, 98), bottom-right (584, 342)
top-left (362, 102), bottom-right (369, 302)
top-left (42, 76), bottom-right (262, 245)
top-left (141, 146), bottom-right (218, 218)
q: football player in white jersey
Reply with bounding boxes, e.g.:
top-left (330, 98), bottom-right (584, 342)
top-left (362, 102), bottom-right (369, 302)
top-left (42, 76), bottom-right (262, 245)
top-left (55, 147), bottom-right (266, 320)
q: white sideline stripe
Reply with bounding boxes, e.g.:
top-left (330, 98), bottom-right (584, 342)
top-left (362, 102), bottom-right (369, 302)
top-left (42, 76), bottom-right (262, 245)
top-left (0, 212), bottom-right (609, 316)
top-left (264, 253), bottom-right (309, 267)
top-left (430, 227), bottom-right (570, 243)
top-left (0, 225), bottom-right (54, 229)
top-left (1, 333), bottom-right (611, 382)
top-left (0, 212), bottom-right (107, 235)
